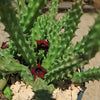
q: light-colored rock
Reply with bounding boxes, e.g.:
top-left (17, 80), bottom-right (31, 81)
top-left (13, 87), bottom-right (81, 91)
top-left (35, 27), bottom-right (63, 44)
top-left (72, 13), bottom-right (98, 45)
top-left (52, 84), bottom-right (83, 100)
top-left (10, 81), bottom-right (34, 100)
top-left (10, 82), bottom-right (21, 94)
top-left (55, 13), bottom-right (65, 21)
top-left (0, 23), bottom-right (9, 47)
top-left (0, 22), bottom-right (5, 31)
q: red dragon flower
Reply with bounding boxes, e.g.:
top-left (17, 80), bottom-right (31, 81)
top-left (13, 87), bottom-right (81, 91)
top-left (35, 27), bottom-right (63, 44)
top-left (1, 41), bottom-right (9, 49)
top-left (30, 62), bottom-right (47, 80)
top-left (35, 40), bottom-right (49, 53)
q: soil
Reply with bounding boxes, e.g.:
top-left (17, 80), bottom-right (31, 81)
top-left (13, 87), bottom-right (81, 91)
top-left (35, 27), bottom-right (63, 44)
top-left (0, 12), bottom-right (100, 100)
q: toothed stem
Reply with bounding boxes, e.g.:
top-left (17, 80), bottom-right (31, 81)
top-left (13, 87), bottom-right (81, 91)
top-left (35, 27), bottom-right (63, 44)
top-left (0, 1), bottom-right (37, 67)
top-left (45, 55), bottom-right (86, 83)
top-left (42, 0), bottom-right (83, 70)
top-left (30, 0), bottom-right (59, 48)
top-left (0, 49), bottom-right (34, 86)
top-left (20, 0), bottom-right (47, 34)
top-left (73, 67), bottom-right (100, 83)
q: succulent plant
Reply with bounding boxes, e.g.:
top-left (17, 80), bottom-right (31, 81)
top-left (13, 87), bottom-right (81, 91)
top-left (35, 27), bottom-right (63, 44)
top-left (0, 0), bottom-right (100, 99)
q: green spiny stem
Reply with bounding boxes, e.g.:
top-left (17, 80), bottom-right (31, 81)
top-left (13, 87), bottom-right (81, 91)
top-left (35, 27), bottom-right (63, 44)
top-left (30, 15), bottom-right (48, 48)
top-left (60, 1), bottom-right (83, 48)
top-left (32, 77), bottom-right (54, 92)
top-left (8, 40), bottom-right (18, 56)
top-left (47, 0), bottom-right (59, 20)
top-left (47, 21), bottom-right (100, 83)
top-left (42, 0), bottom-right (83, 70)
top-left (42, 23), bottom-right (62, 69)
top-left (45, 11), bottom-right (100, 83)
top-left (20, 67), bottom-right (34, 86)
top-left (57, 1), bottom-right (83, 55)
top-left (58, 0), bottom-right (83, 33)
top-left (20, 0), bottom-right (47, 34)
top-left (60, 11), bottom-right (100, 64)
top-left (48, 41), bottom-right (85, 71)
top-left (45, 55), bottom-right (85, 83)
top-left (45, 12), bottom-right (100, 83)
top-left (73, 67), bottom-right (100, 83)
top-left (30, 16), bottom-right (59, 48)
top-left (30, 0), bottom-right (59, 48)
top-left (0, 49), bottom-right (26, 73)
top-left (0, 0), bottom-right (37, 67)
top-left (0, 49), bottom-right (34, 86)
top-left (14, 0), bottom-right (27, 19)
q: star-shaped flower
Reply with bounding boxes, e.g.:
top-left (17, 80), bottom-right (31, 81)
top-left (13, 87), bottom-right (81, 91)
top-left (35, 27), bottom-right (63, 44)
top-left (30, 62), bottom-right (47, 80)
top-left (35, 40), bottom-right (49, 53)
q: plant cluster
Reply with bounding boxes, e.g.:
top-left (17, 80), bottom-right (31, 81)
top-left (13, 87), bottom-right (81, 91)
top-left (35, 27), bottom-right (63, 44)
top-left (0, 0), bottom-right (100, 99)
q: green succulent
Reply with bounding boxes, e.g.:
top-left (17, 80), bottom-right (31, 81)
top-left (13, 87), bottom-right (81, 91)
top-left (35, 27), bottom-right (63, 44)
top-left (0, 0), bottom-right (100, 99)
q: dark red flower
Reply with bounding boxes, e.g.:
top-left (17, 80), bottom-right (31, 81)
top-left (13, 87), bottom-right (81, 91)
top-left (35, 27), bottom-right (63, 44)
top-left (30, 62), bottom-right (47, 80)
top-left (1, 41), bottom-right (8, 49)
top-left (35, 40), bottom-right (49, 53)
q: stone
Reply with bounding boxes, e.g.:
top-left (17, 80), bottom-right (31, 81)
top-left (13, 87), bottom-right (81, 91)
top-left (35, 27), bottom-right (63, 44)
top-left (10, 81), bottom-right (34, 100)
